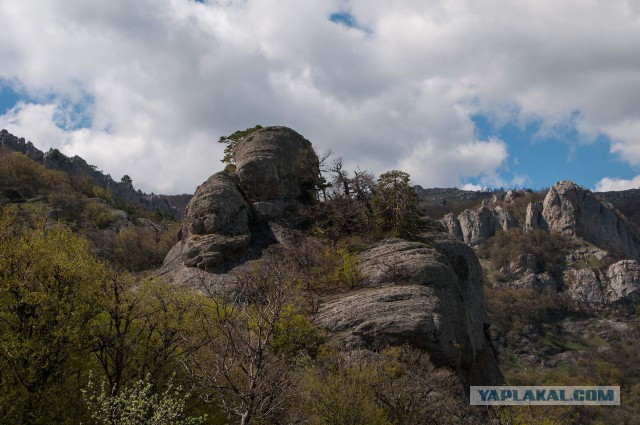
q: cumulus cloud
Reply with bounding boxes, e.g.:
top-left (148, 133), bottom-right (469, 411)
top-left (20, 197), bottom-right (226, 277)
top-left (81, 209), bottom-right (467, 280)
top-left (594, 175), bottom-right (640, 192)
top-left (0, 0), bottom-right (639, 193)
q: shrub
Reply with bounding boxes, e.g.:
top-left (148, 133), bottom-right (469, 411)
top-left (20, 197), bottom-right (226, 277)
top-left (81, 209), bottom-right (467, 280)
top-left (83, 376), bottom-right (205, 425)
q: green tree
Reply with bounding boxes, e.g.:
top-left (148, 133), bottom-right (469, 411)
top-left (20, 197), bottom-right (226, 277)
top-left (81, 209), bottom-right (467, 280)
top-left (0, 209), bottom-right (105, 423)
top-left (218, 125), bottom-right (263, 171)
top-left (371, 170), bottom-right (420, 238)
top-left (187, 255), bottom-right (318, 425)
top-left (121, 175), bottom-right (133, 184)
top-left (89, 274), bottom-right (200, 394)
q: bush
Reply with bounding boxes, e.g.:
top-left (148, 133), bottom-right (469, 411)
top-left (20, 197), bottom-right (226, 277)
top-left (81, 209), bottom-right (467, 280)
top-left (83, 200), bottom-right (116, 229)
top-left (83, 376), bottom-right (205, 425)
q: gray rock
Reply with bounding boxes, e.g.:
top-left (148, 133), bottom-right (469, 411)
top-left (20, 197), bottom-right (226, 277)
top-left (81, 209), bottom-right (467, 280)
top-left (524, 201), bottom-right (547, 232)
top-left (442, 205), bottom-right (518, 246)
top-left (507, 253), bottom-right (539, 275)
top-left (543, 181), bottom-right (640, 260)
top-left (507, 271), bottom-right (557, 291)
top-left (562, 259), bottom-right (640, 308)
top-left (251, 200), bottom-right (303, 222)
top-left (233, 126), bottom-right (320, 203)
top-left (563, 268), bottom-right (608, 308)
top-left (504, 189), bottom-right (519, 203)
top-left (316, 236), bottom-right (503, 386)
top-left (606, 260), bottom-right (640, 303)
top-left (566, 246), bottom-right (611, 264)
top-left (181, 172), bottom-right (251, 270)
top-left (441, 213), bottom-right (463, 241)
top-left (160, 126), bottom-right (323, 273)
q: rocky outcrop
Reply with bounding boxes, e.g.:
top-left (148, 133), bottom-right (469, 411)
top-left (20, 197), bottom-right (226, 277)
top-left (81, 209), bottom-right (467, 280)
top-left (442, 205), bottom-right (518, 246)
top-left (234, 126), bottom-right (319, 204)
top-left (181, 172), bottom-right (252, 270)
top-left (524, 201), bottom-right (547, 232)
top-left (161, 126), bottom-right (321, 275)
top-left (540, 181), bottom-right (640, 260)
top-left (503, 189), bottom-right (519, 203)
top-left (0, 129), bottom-right (44, 160)
top-left (316, 235), bottom-right (503, 387)
top-left (606, 260), bottom-right (640, 303)
top-left (500, 254), bottom-right (558, 291)
top-left (563, 259), bottom-right (640, 308)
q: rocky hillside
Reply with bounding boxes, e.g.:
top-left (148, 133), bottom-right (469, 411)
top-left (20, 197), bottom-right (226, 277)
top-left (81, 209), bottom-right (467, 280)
top-left (1, 129), bottom-right (183, 218)
top-left (0, 133), bottom-right (181, 272)
top-left (442, 181), bottom-right (640, 310)
top-left (438, 180), bottom-right (640, 423)
top-left (159, 126), bottom-right (503, 391)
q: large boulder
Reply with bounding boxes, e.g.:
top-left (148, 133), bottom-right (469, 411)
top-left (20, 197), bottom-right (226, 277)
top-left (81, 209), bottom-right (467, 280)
top-left (606, 260), bottom-right (640, 303)
top-left (233, 126), bottom-right (320, 204)
top-left (181, 172), bottom-right (251, 270)
top-left (161, 126), bottom-right (322, 274)
top-left (542, 181), bottom-right (640, 260)
top-left (315, 235), bottom-right (503, 387)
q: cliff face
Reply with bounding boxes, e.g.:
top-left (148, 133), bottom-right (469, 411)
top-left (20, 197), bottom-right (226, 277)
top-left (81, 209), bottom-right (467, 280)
top-left (160, 126), bottom-right (503, 387)
top-left (442, 180), bottom-right (640, 311)
top-left (538, 180), bottom-right (640, 260)
top-left (442, 205), bottom-right (518, 246)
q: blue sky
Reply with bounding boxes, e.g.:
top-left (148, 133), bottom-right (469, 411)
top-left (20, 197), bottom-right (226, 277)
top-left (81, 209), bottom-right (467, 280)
top-left (470, 114), bottom-right (637, 190)
top-left (0, 85), bottom-right (21, 116)
top-left (1, 1), bottom-right (639, 194)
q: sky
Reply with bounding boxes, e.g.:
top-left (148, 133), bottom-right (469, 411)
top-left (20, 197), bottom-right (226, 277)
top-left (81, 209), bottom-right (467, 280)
top-left (1, 0), bottom-right (640, 194)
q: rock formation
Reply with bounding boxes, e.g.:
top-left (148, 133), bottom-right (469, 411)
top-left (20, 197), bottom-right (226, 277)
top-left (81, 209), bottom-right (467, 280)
top-left (442, 205), bottom-right (518, 246)
top-left (524, 201), bottom-right (547, 232)
top-left (161, 126), bottom-right (321, 275)
top-left (234, 126), bottom-right (319, 204)
top-left (525, 181), bottom-right (640, 260)
top-left (158, 126), bottom-right (503, 387)
top-left (181, 172), bottom-right (252, 270)
top-left (315, 234), bottom-right (503, 387)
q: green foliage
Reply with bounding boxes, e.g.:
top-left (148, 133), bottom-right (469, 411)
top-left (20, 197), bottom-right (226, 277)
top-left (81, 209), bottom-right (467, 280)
top-left (121, 175), bottom-right (132, 184)
top-left (311, 246), bottom-right (363, 289)
top-left (92, 186), bottom-right (115, 204)
top-left (83, 200), bottom-right (117, 229)
top-left (218, 125), bottom-right (263, 166)
top-left (83, 375), bottom-right (205, 425)
top-left (299, 350), bottom-right (389, 425)
top-left (0, 209), bottom-right (106, 423)
top-left (113, 221), bottom-right (181, 271)
top-left (0, 151), bottom-right (70, 200)
top-left (292, 345), bottom-right (473, 425)
top-left (371, 170), bottom-right (420, 239)
top-left (88, 274), bottom-right (201, 393)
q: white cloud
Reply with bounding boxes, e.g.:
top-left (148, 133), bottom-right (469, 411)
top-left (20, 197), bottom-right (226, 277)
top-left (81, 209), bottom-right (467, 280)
top-left (460, 183), bottom-right (486, 192)
top-left (594, 175), bottom-right (640, 192)
top-left (0, 0), bottom-right (639, 193)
